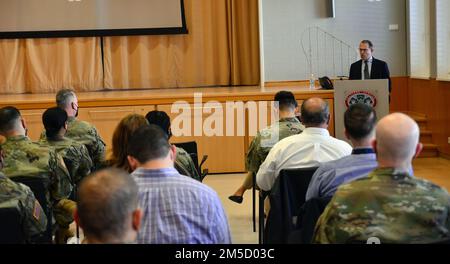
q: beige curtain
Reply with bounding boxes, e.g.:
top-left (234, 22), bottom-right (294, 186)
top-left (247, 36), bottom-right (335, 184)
top-left (0, 39), bottom-right (27, 94)
top-left (0, 0), bottom-right (259, 94)
top-left (0, 38), bottom-right (102, 94)
top-left (104, 0), bottom-right (259, 89)
top-left (227, 0), bottom-right (260, 85)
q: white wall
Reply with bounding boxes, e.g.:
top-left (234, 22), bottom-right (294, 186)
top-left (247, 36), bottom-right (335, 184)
top-left (262, 0), bottom-right (407, 81)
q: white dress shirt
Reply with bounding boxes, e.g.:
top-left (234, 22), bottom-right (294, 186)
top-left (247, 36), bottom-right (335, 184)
top-left (361, 56), bottom-right (373, 80)
top-left (256, 127), bottom-right (353, 191)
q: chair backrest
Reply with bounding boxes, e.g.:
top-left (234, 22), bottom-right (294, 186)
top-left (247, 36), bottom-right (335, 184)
top-left (174, 141), bottom-right (208, 181)
top-left (174, 141), bottom-right (200, 173)
top-left (0, 200), bottom-right (25, 244)
top-left (288, 196), bottom-right (331, 244)
top-left (11, 176), bottom-right (53, 243)
top-left (264, 167), bottom-right (318, 244)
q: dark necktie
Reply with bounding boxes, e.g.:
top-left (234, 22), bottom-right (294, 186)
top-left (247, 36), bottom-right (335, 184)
top-left (364, 61), bottom-right (370, 79)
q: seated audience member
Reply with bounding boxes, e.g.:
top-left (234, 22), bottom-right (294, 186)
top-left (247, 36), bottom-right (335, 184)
top-left (128, 125), bottom-right (231, 244)
top-left (75, 168), bottom-right (142, 244)
top-left (228, 91), bottom-right (304, 204)
top-left (146, 110), bottom-right (201, 181)
top-left (314, 113), bottom-right (450, 244)
top-left (306, 103), bottom-right (377, 201)
top-left (257, 98), bottom-right (352, 191)
top-left (0, 145), bottom-right (47, 242)
top-left (0, 106), bottom-right (74, 243)
top-left (40, 107), bottom-right (93, 186)
top-left (108, 114), bottom-right (149, 173)
top-left (41, 89), bottom-right (106, 171)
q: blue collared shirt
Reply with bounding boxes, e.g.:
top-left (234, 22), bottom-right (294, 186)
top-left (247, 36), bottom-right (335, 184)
top-left (131, 167), bottom-right (231, 244)
top-left (306, 148), bottom-right (378, 201)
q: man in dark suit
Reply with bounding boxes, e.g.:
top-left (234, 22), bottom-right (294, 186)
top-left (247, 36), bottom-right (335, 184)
top-left (349, 40), bottom-right (391, 93)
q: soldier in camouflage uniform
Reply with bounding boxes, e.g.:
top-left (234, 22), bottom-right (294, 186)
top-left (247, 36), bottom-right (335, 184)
top-left (0, 106), bottom-right (74, 243)
top-left (146, 111), bottom-right (201, 181)
top-left (40, 107), bottom-right (93, 186)
top-left (174, 147), bottom-right (201, 181)
top-left (0, 145), bottom-right (47, 242)
top-left (314, 113), bottom-right (450, 244)
top-left (229, 91), bottom-right (304, 204)
top-left (40, 89), bottom-right (105, 171)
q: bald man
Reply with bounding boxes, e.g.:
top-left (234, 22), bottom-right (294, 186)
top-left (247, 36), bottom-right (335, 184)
top-left (257, 97), bottom-right (352, 191)
top-left (314, 113), bottom-right (450, 244)
top-left (75, 168), bottom-right (142, 244)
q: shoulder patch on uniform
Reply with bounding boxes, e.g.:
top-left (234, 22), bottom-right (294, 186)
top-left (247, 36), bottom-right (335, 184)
top-left (33, 200), bottom-right (41, 221)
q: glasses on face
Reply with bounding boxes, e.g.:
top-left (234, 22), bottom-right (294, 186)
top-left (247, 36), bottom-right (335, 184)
top-left (359, 48), bottom-right (370, 53)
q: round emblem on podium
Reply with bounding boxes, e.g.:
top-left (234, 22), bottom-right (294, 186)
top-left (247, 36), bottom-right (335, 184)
top-left (345, 91), bottom-right (377, 108)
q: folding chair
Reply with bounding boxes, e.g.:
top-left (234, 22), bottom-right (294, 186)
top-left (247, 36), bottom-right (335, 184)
top-left (260, 167), bottom-right (318, 244)
top-left (174, 141), bottom-right (208, 181)
top-left (288, 196), bottom-right (331, 244)
top-left (0, 200), bottom-right (25, 244)
top-left (11, 176), bottom-right (53, 243)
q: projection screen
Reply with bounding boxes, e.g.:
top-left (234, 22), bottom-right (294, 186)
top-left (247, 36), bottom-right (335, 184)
top-left (0, 0), bottom-right (187, 38)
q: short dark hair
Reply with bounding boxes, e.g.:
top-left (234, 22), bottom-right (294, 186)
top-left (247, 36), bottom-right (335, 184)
top-left (274, 91), bottom-right (298, 111)
top-left (42, 107), bottom-right (68, 139)
top-left (300, 98), bottom-right (329, 125)
top-left (361, 40), bottom-right (374, 49)
top-left (0, 106), bottom-right (21, 133)
top-left (145, 111), bottom-right (171, 136)
top-left (344, 103), bottom-right (377, 140)
top-left (56, 89), bottom-right (76, 108)
top-left (77, 168), bottom-right (138, 241)
top-left (127, 125), bottom-right (171, 163)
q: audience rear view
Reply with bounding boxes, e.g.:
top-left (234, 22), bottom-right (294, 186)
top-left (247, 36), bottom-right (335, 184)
top-left (313, 113), bottom-right (450, 243)
top-left (0, 144), bottom-right (48, 243)
top-left (127, 125), bottom-right (231, 244)
top-left (41, 107), bottom-right (93, 188)
top-left (0, 106), bottom-right (74, 243)
top-left (145, 111), bottom-right (201, 181)
top-left (229, 91), bottom-right (304, 204)
top-left (257, 97), bottom-right (352, 191)
top-left (75, 168), bottom-right (142, 244)
top-left (306, 103), bottom-right (379, 200)
top-left (2, 88), bottom-right (450, 244)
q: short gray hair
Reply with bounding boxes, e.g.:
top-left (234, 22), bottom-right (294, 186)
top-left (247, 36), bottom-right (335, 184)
top-left (77, 168), bottom-right (138, 241)
top-left (56, 89), bottom-right (76, 109)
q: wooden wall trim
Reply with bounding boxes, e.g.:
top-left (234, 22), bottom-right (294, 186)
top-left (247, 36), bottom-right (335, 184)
top-left (440, 152), bottom-right (450, 160)
top-left (264, 80), bottom-right (309, 87)
top-left (0, 86), bottom-right (334, 110)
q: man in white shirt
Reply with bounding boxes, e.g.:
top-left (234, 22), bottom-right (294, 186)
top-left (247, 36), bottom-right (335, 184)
top-left (256, 97), bottom-right (352, 191)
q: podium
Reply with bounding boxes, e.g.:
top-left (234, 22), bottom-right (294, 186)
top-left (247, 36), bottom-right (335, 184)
top-left (334, 79), bottom-right (389, 142)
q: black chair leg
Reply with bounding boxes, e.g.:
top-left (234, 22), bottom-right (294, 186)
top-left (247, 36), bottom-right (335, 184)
top-left (258, 192), bottom-right (265, 244)
top-left (252, 173), bottom-right (256, 233)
